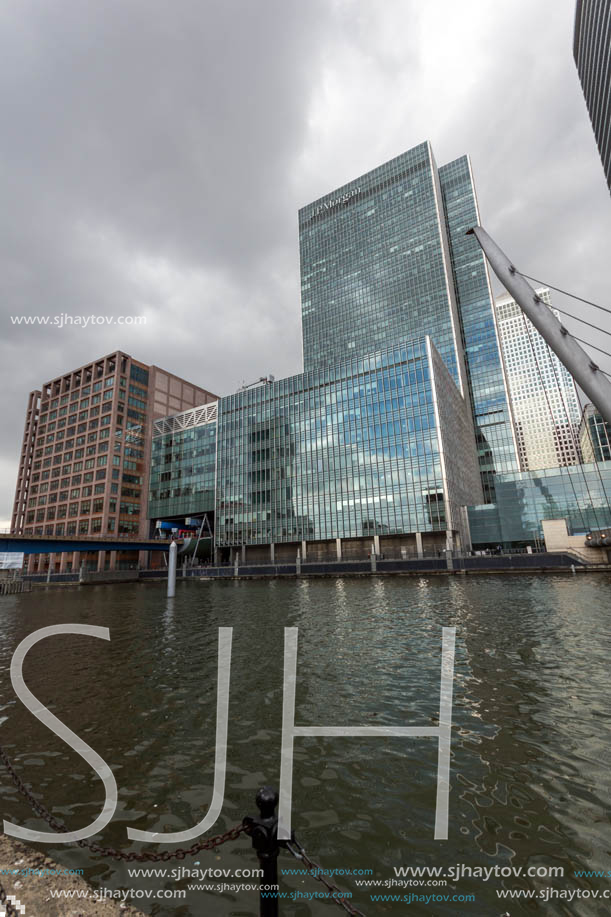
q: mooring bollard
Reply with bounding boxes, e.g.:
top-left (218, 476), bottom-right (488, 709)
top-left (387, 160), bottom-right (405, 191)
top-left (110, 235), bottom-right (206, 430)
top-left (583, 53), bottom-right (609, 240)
top-left (243, 787), bottom-right (282, 917)
top-left (167, 540), bottom-right (177, 597)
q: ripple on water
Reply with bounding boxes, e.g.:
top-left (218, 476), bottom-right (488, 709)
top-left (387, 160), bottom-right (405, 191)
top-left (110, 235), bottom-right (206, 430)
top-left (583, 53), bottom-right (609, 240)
top-left (0, 575), bottom-right (610, 915)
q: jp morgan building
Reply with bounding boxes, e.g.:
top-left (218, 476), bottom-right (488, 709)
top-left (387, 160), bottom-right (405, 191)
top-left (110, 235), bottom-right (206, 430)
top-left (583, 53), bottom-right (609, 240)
top-left (299, 142), bottom-right (518, 504)
top-left (149, 142), bottom-right (518, 559)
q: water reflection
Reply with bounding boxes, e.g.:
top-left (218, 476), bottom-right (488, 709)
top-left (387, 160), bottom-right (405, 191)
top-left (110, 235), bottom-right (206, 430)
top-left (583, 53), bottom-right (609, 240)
top-left (0, 576), bottom-right (610, 915)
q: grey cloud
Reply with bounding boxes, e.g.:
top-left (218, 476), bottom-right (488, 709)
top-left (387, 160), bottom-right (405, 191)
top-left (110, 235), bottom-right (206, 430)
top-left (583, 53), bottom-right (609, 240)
top-left (1, 0), bottom-right (610, 524)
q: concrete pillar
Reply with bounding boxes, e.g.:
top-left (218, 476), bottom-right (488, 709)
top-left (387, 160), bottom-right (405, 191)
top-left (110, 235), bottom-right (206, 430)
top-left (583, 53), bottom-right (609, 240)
top-left (373, 535), bottom-right (380, 556)
top-left (47, 553), bottom-right (55, 583)
top-left (182, 558), bottom-right (188, 577)
top-left (370, 552), bottom-right (377, 573)
top-left (59, 552), bottom-right (69, 574)
top-left (138, 550), bottom-right (148, 570)
top-left (36, 554), bottom-right (46, 574)
top-left (445, 532), bottom-right (454, 571)
top-left (27, 554), bottom-right (36, 574)
top-left (109, 551), bottom-right (117, 571)
top-left (336, 537), bottom-right (342, 561)
top-left (213, 547), bottom-right (220, 566)
top-left (296, 549), bottom-right (301, 575)
top-left (270, 543), bottom-right (275, 563)
top-left (415, 532), bottom-right (423, 559)
top-left (72, 551), bottom-right (80, 573)
top-left (301, 540), bottom-right (307, 561)
top-left (234, 555), bottom-right (239, 577)
top-left (241, 544), bottom-right (246, 564)
top-left (97, 550), bottom-right (106, 572)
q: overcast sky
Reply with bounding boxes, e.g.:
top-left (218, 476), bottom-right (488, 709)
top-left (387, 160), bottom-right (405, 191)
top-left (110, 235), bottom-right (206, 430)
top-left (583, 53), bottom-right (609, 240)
top-left (1, 0), bottom-right (610, 526)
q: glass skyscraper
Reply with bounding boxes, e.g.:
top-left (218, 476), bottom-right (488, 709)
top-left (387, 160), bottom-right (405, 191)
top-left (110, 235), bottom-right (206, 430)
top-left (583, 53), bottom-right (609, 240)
top-left (573, 0), bottom-right (611, 189)
top-left (299, 142), bottom-right (518, 502)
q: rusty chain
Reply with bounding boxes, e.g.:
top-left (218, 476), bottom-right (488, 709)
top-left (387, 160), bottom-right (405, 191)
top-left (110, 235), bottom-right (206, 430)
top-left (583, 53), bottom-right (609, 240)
top-left (286, 837), bottom-right (367, 916)
top-left (2, 745), bottom-right (366, 913)
top-left (0, 745), bottom-right (247, 862)
top-left (0, 882), bottom-right (21, 916)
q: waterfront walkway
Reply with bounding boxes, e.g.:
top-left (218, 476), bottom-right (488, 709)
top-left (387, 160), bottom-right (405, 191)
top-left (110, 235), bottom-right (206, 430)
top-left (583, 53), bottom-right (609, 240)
top-left (18, 551), bottom-right (611, 587)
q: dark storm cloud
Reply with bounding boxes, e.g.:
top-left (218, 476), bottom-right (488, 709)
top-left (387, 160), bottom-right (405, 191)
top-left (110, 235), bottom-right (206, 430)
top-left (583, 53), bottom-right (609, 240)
top-left (0, 0), bottom-right (331, 520)
top-left (1, 0), bottom-right (610, 523)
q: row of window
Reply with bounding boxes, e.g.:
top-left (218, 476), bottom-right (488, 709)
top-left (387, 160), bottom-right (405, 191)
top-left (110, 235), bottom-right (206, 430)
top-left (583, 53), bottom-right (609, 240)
top-left (23, 517), bottom-right (140, 536)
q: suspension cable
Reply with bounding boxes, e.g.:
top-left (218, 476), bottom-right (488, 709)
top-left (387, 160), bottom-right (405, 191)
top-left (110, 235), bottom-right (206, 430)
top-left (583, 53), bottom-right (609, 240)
top-left (517, 272), bottom-right (611, 317)
top-left (552, 307), bottom-right (611, 338)
top-left (569, 334), bottom-right (611, 361)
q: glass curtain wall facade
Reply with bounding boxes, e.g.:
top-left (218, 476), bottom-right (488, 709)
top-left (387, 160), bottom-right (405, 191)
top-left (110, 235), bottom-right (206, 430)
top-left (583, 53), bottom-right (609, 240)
top-left (299, 142), bottom-right (518, 503)
top-left (215, 337), bottom-right (481, 551)
top-left (438, 156), bottom-right (519, 499)
top-left (149, 404), bottom-right (217, 522)
top-left (468, 464), bottom-right (611, 547)
top-left (573, 0), bottom-right (611, 189)
top-left (299, 142), bottom-right (465, 389)
top-left (580, 403), bottom-right (611, 462)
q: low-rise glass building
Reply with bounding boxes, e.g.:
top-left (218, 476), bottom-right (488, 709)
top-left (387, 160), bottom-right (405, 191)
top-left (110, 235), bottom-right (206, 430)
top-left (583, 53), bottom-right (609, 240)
top-left (468, 463), bottom-right (611, 548)
top-left (149, 338), bottom-right (482, 561)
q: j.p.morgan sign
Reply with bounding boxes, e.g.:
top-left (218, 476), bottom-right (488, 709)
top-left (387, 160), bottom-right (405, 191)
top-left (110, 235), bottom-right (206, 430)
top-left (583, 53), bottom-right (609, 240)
top-left (313, 186), bottom-right (361, 217)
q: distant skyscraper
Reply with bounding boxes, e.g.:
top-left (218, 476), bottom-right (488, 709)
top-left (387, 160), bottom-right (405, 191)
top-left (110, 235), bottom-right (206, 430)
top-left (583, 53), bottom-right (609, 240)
top-left (573, 0), bottom-right (611, 189)
top-left (298, 142), bottom-right (518, 501)
top-left (495, 289), bottom-right (582, 471)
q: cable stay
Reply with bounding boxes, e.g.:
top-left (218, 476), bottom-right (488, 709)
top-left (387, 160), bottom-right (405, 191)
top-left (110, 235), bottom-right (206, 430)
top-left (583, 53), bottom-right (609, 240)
top-left (516, 271), bottom-right (611, 317)
top-left (569, 335), bottom-right (611, 361)
top-left (551, 306), bottom-right (611, 338)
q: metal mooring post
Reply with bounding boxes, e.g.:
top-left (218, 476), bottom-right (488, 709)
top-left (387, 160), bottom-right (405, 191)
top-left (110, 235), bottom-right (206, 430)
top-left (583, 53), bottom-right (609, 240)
top-left (243, 786), bottom-right (282, 917)
top-left (167, 540), bottom-right (177, 597)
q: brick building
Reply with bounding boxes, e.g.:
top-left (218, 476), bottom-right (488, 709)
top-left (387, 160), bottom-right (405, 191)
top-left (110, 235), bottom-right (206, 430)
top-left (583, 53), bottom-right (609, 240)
top-left (11, 351), bottom-right (215, 573)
